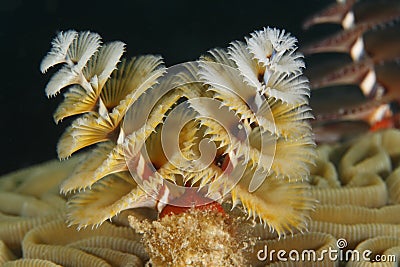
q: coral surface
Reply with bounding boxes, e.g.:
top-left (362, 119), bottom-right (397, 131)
top-left (1, 129), bottom-right (400, 266)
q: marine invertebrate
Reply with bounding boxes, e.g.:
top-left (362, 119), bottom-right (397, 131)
top-left (40, 28), bottom-right (315, 237)
top-left (309, 221), bottom-right (400, 249)
top-left (302, 0), bottom-right (357, 30)
top-left (0, 159), bottom-right (76, 253)
top-left (0, 241), bottom-right (16, 265)
top-left (311, 172), bottom-right (387, 208)
top-left (303, 0), bottom-right (400, 30)
top-left (302, 0), bottom-right (400, 142)
top-left (4, 1), bottom-right (400, 264)
top-left (387, 167), bottom-right (400, 204)
top-left (0, 159), bottom-right (148, 267)
top-left (22, 219), bottom-right (146, 266)
top-left (4, 259), bottom-right (62, 267)
top-left (311, 204), bottom-right (400, 224)
top-left (2, 128), bottom-right (400, 266)
top-left (37, 27), bottom-right (316, 266)
top-left (302, 0), bottom-right (400, 61)
top-left (306, 129), bottom-right (400, 254)
top-left (338, 133), bottom-right (391, 183)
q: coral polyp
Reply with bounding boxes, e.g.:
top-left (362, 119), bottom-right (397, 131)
top-left (40, 28), bottom-right (315, 240)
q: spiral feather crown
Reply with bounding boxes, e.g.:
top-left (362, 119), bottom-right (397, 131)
top-left (41, 28), bottom-right (316, 236)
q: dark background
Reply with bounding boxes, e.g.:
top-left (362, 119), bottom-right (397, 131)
top-left (0, 0), bottom-right (329, 175)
